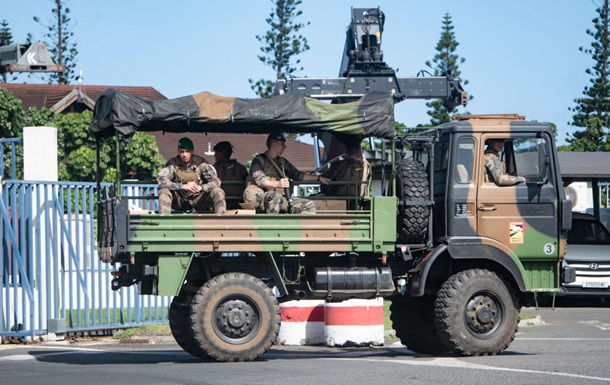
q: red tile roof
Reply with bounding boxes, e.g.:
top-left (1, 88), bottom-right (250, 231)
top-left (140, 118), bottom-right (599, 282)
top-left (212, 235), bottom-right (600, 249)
top-left (3, 83), bottom-right (319, 172)
top-left (1, 83), bottom-right (166, 110)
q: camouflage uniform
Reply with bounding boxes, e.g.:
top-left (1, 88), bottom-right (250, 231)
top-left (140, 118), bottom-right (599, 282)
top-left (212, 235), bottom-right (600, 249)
top-left (323, 157), bottom-right (371, 209)
top-left (157, 154), bottom-right (226, 214)
top-left (214, 159), bottom-right (248, 210)
top-left (245, 153), bottom-right (316, 214)
top-left (484, 149), bottom-right (526, 186)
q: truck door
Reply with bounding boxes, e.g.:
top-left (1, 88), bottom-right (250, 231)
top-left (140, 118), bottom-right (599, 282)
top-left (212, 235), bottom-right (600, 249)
top-left (476, 134), bottom-right (560, 260)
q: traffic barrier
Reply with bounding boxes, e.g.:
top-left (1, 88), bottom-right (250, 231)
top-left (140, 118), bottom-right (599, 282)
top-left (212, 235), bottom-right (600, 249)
top-left (277, 300), bottom-right (325, 345)
top-left (277, 298), bottom-right (385, 346)
top-left (324, 297), bottom-right (384, 346)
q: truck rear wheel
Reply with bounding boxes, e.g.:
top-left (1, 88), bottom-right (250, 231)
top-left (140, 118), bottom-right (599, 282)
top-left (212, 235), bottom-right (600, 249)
top-left (169, 293), bottom-right (209, 359)
top-left (389, 296), bottom-right (448, 354)
top-left (190, 273), bottom-right (281, 362)
top-left (434, 269), bottom-right (520, 356)
top-left (396, 159), bottom-right (429, 244)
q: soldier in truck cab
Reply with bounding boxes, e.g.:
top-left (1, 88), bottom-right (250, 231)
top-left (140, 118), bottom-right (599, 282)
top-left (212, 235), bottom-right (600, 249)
top-left (213, 141), bottom-right (248, 210)
top-left (157, 137), bottom-right (226, 214)
top-left (244, 133), bottom-right (331, 214)
top-left (484, 138), bottom-right (527, 186)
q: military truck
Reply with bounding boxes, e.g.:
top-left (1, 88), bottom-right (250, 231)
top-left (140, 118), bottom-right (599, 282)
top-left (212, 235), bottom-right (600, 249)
top-left (89, 8), bottom-right (573, 362)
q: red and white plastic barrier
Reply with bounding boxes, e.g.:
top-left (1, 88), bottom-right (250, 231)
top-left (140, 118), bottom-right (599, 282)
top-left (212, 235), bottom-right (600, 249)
top-left (277, 300), bottom-right (325, 345)
top-left (277, 297), bottom-right (384, 346)
top-left (324, 298), bottom-right (384, 346)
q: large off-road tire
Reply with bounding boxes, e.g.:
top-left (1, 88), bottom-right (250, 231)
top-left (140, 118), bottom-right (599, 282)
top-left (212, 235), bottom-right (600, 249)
top-left (169, 293), bottom-right (209, 359)
top-left (434, 269), bottom-right (520, 356)
top-left (396, 159), bottom-right (430, 244)
top-left (190, 272), bottom-right (281, 362)
top-left (389, 296), bottom-right (449, 354)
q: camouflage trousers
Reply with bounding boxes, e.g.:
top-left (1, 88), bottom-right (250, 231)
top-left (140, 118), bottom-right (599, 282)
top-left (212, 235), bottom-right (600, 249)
top-left (158, 187), bottom-right (226, 214)
top-left (262, 191), bottom-right (316, 214)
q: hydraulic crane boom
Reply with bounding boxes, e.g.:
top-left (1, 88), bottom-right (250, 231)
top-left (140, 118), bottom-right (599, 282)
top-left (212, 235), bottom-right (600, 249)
top-left (274, 7), bottom-right (467, 110)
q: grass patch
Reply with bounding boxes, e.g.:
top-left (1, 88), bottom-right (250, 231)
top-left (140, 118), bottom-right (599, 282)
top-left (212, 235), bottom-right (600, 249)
top-left (113, 323), bottom-right (171, 339)
top-left (384, 300), bottom-right (393, 330)
top-left (520, 312), bottom-right (538, 320)
top-left (63, 307), bottom-right (169, 328)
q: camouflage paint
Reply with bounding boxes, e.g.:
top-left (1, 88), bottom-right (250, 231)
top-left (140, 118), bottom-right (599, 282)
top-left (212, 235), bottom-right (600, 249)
top-left (420, 115), bottom-right (566, 291)
top-left (124, 204), bottom-right (395, 255)
top-left (157, 255), bottom-right (192, 296)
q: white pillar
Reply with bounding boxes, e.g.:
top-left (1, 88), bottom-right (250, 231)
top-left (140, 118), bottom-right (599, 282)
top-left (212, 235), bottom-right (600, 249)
top-left (23, 126), bottom-right (59, 334)
top-left (23, 126), bottom-right (58, 181)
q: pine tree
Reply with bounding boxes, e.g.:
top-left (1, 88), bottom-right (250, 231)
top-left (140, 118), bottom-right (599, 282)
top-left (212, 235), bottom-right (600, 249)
top-left (249, 0), bottom-right (310, 98)
top-left (0, 20), bottom-right (15, 83)
top-left (423, 13), bottom-right (471, 126)
top-left (33, 0), bottom-right (79, 84)
top-left (567, 0), bottom-right (610, 151)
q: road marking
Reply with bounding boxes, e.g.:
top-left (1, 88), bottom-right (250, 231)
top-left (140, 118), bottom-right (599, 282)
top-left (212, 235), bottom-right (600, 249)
top-left (330, 357), bottom-right (610, 382)
top-left (518, 338), bottom-right (610, 341)
top-left (2, 354), bottom-right (37, 361)
top-left (579, 320), bottom-right (610, 331)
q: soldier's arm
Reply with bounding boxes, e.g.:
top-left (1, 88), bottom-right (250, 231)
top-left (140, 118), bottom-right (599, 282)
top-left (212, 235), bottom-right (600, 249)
top-left (199, 164), bottom-right (222, 192)
top-left (247, 157), bottom-right (277, 189)
top-left (157, 165), bottom-right (181, 190)
top-left (484, 154), bottom-right (525, 186)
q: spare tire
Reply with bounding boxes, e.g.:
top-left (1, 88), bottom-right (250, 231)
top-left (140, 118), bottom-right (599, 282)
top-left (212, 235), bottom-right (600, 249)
top-left (396, 158), bottom-right (430, 244)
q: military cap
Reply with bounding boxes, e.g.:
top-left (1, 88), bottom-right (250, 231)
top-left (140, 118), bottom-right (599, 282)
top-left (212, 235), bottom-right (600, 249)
top-left (178, 137), bottom-right (194, 150)
top-left (267, 133), bottom-right (286, 142)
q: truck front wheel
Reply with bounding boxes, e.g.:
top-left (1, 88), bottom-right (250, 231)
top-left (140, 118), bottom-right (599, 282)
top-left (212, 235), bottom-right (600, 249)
top-left (434, 269), bottom-right (520, 356)
top-left (190, 273), bottom-right (281, 362)
top-left (390, 296), bottom-right (448, 354)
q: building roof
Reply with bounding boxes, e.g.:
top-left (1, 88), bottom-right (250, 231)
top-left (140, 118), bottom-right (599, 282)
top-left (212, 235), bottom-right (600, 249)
top-left (558, 152), bottom-right (610, 182)
top-left (3, 83), bottom-right (319, 171)
top-left (1, 83), bottom-right (166, 113)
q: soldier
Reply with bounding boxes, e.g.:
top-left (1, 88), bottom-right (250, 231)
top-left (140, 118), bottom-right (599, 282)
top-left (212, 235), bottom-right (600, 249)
top-left (484, 138), bottom-right (526, 186)
top-left (213, 141), bottom-right (248, 210)
top-left (245, 133), bottom-right (331, 214)
top-left (322, 144), bottom-right (371, 209)
top-left (157, 137), bottom-right (226, 214)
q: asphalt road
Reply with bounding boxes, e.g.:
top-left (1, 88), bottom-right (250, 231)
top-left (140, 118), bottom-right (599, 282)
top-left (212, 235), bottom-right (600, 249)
top-left (1, 303), bottom-right (609, 385)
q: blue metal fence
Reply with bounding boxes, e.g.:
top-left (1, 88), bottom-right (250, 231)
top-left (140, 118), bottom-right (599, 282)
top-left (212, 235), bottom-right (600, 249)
top-left (0, 138), bottom-right (22, 180)
top-left (1, 179), bottom-right (168, 340)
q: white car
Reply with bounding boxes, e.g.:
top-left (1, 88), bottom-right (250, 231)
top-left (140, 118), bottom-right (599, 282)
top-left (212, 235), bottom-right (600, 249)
top-left (561, 212), bottom-right (610, 296)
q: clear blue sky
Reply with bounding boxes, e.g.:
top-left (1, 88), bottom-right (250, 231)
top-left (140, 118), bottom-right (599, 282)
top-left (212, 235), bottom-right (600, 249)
top-left (2, 0), bottom-right (600, 145)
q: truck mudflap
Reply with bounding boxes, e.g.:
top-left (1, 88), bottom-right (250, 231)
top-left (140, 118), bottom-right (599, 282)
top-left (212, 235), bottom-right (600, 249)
top-left (97, 197), bottom-right (129, 263)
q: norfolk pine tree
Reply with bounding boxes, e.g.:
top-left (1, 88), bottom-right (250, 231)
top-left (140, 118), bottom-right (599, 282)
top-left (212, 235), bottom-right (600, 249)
top-left (33, 0), bottom-right (79, 84)
top-left (423, 13), bottom-right (471, 126)
top-left (0, 20), bottom-right (15, 83)
top-left (249, 0), bottom-right (310, 98)
top-left (568, 0), bottom-right (610, 152)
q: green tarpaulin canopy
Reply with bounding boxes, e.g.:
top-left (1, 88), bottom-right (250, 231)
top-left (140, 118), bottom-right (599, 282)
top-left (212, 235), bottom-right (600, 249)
top-left (89, 88), bottom-right (395, 142)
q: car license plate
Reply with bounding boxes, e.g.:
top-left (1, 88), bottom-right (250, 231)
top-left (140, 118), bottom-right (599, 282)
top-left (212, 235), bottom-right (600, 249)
top-left (582, 281), bottom-right (609, 288)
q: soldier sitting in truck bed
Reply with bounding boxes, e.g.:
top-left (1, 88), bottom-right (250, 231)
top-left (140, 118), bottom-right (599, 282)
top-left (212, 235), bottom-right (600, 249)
top-left (484, 138), bottom-right (527, 186)
top-left (244, 133), bottom-right (331, 214)
top-left (157, 137), bottom-right (226, 214)
top-left (213, 141), bottom-right (247, 210)
top-left (322, 143), bottom-right (371, 210)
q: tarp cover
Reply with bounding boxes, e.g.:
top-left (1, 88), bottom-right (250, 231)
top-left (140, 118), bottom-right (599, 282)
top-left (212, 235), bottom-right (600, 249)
top-left (88, 88), bottom-right (395, 142)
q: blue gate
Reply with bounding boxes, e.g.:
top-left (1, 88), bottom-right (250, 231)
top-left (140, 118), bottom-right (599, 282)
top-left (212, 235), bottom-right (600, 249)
top-left (1, 179), bottom-right (169, 340)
